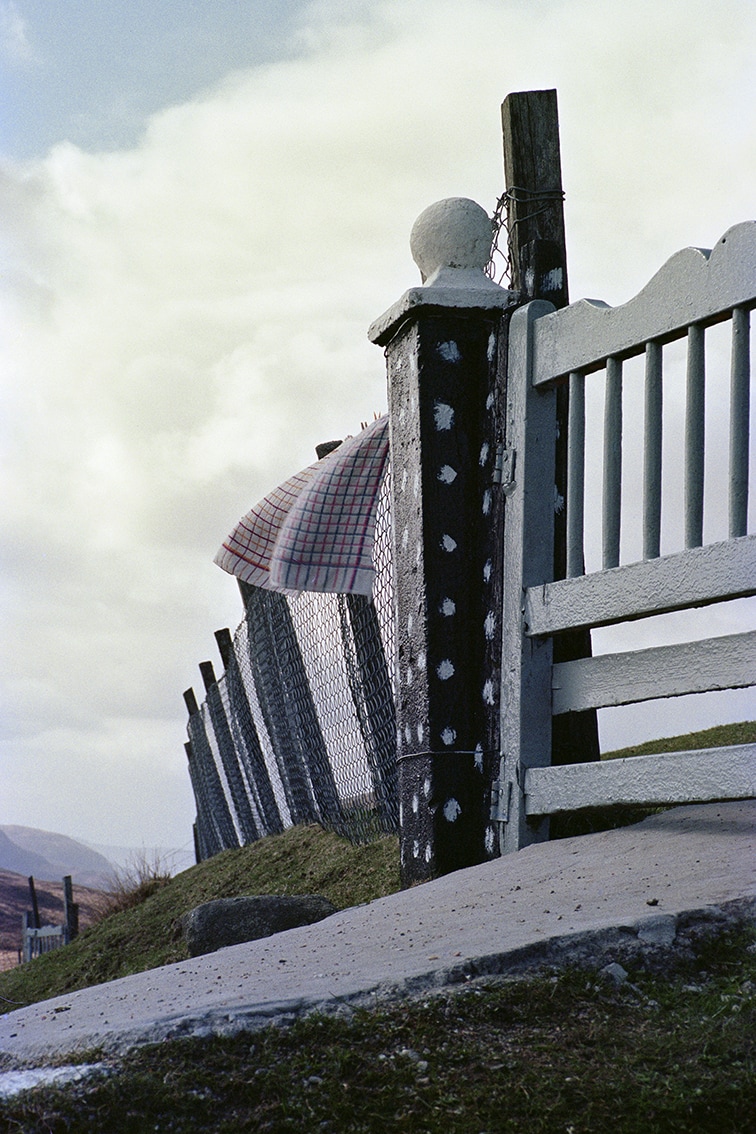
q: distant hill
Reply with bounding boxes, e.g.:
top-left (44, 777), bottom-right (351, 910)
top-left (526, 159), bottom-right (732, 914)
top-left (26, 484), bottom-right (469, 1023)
top-left (0, 826), bottom-right (114, 889)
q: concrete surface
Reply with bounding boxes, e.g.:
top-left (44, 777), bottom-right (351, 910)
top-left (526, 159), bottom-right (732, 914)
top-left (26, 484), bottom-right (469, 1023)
top-left (1, 800), bottom-right (754, 1069)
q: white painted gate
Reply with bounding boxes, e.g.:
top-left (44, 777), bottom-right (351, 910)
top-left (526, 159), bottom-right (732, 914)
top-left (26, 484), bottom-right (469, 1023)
top-left (495, 221), bottom-right (756, 853)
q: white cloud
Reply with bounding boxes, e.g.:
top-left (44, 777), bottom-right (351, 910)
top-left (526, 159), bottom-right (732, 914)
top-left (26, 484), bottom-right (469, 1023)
top-left (1, 0), bottom-right (754, 846)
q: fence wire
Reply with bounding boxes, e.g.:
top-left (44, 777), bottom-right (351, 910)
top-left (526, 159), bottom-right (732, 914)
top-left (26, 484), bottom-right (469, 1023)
top-left (186, 468), bottom-right (397, 854)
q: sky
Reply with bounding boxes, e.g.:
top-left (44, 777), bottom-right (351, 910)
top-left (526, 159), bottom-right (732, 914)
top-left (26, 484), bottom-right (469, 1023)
top-left (1, 0), bottom-right (754, 858)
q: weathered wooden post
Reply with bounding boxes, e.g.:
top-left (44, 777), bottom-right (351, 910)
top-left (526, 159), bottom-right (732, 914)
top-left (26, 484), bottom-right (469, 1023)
top-left (369, 198), bottom-right (514, 885)
top-left (63, 875), bottom-right (79, 942)
top-left (200, 659), bottom-right (260, 843)
top-left (501, 89), bottom-right (600, 773)
top-left (183, 685), bottom-right (239, 853)
top-left (214, 627), bottom-right (284, 838)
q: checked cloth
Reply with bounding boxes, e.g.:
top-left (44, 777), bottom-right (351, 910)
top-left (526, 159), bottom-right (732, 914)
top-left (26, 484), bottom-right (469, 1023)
top-left (214, 416), bottom-right (389, 596)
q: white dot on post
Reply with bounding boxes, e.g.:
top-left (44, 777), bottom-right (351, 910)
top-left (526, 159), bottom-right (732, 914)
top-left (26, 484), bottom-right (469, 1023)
top-left (436, 659), bottom-right (455, 681)
top-left (437, 341), bottom-right (461, 363)
top-left (440, 597), bottom-right (456, 617)
top-left (441, 727), bottom-right (457, 746)
top-left (438, 464), bottom-right (457, 484)
top-left (443, 798), bottom-right (462, 823)
top-left (441, 534), bottom-right (458, 553)
top-left (433, 401), bottom-right (455, 431)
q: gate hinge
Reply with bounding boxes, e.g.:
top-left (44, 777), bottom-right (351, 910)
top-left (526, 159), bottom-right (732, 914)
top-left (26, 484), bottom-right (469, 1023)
top-left (490, 778), bottom-right (512, 824)
top-left (493, 445), bottom-right (516, 494)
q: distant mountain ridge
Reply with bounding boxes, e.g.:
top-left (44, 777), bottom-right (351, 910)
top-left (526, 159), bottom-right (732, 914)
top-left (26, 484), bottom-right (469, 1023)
top-left (0, 826), bottom-right (114, 889)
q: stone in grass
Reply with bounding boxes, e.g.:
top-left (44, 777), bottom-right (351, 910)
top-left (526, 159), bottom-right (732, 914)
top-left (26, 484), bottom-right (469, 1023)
top-left (183, 895), bottom-right (337, 957)
top-left (600, 962), bottom-right (629, 987)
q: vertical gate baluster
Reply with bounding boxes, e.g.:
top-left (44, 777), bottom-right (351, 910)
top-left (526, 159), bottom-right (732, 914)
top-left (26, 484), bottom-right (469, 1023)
top-left (603, 356), bottom-right (623, 569)
top-left (643, 340), bottom-right (663, 560)
top-left (730, 306), bottom-right (750, 538)
top-left (685, 323), bottom-right (706, 548)
top-left (566, 371), bottom-right (585, 578)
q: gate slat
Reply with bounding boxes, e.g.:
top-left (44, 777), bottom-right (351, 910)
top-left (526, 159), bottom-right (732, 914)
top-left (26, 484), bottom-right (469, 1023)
top-left (524, 744), bottom-right (756, 815)
top-left (685, 323), bottom-right (706, 548)
top-left (603, 357), bottom-right (623, 569)
top-left (730, 306), bottom-right (751, 538)
top-left (552, 630), bottom-right (756, 714)
top-left (524, 534), bottom-right (756, 635)
top-left (566, 370), bottom-right (585, 578)
top-left (643, 340), bottom-right (663, 560)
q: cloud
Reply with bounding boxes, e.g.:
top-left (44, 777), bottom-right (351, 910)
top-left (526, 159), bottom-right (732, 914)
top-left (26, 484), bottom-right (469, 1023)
top-left (1, 0), bottom-right (754, 844)
top-left (0, 1), bottom-right (35, 64)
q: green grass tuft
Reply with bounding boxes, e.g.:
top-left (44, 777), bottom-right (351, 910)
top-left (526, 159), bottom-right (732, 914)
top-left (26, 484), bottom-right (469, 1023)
top-left (1, 928), bottom-right (754, 1132)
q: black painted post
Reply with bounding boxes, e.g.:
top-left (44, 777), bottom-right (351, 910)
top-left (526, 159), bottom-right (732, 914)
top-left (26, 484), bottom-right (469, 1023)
top-left (183, 686), bottom-right (239, 853)
top-left (200, 659), bottom-right (260, 843)
top-left (369, 198), bottom-right (514, 885)
top-left (214, 627), bottom-right (284, 837)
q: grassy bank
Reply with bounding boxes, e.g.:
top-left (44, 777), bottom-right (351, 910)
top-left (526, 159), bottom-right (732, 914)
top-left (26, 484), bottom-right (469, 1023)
top-left (1, 927), bottom-right (754, 1132)
top-left (0, 824), bottom-right (400, 1010)
top-left (1, 721), bottom-right (752, 1013)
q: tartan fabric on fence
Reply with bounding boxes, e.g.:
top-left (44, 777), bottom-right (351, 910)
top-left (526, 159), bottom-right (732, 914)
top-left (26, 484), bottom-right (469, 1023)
top-left (215, 416), bottom-right (389, 596)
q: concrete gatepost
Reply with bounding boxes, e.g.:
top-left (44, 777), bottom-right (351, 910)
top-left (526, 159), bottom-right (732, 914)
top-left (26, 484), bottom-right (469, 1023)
top-left (369, 198), bottom-right (516, 886)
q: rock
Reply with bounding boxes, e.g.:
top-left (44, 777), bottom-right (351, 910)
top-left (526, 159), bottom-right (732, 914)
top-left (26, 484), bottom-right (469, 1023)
top-left (183, 895), bottom-right (337, 957)
top-left (600, 962), bottom-right (629, 987)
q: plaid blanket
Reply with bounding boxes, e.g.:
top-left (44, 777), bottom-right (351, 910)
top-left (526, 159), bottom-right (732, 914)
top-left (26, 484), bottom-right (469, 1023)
top-left (214, 416), bottom-right (389, 595)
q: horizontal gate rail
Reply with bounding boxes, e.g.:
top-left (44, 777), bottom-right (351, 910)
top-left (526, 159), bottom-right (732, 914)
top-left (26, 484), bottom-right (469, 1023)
top-left (524, 744), bottom-right (756, 816)
top-left (552, 630), bottom-right (756, 715)
top-left (525, 535), bottom-right (756, 635)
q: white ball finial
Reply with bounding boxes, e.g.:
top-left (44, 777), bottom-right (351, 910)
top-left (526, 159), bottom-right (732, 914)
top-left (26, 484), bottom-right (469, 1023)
top-left (410, 198), bottom-right (494, 286)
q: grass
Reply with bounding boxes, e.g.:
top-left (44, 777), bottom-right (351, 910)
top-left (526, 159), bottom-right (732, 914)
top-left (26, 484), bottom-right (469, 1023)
top-left (1, 722), bottom-right (751, 1011)
top-left (1, 927), bottom-right (754, 1132)
top-left (0, 824), bottom-right (400, 1011)
top-left (602, 719), bottom-right (756, 760)
top-left (1, 723), bottom-right (753, 1130)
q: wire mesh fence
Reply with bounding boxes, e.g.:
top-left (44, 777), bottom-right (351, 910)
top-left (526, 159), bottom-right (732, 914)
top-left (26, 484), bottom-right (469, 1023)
top-left (186, 469), bottom-right (397, 856)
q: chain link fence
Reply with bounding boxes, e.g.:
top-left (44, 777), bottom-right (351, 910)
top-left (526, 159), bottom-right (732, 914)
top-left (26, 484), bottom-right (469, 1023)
top-left (185, 470), bottom-right (397, 858)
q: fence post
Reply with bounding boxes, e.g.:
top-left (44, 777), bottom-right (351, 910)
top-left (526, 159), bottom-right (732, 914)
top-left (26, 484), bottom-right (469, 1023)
top-left (501, 89), bottom-right (600, 774)
top-left (200, 658), bottom-right (260, 843)
top-left (63, 875), bottom-right (79, 942)
top-left (183, 686), bottom-right (239, 853)
top-left (27, 876), bottom-right (40, 929)
top-left (214, 627), bottom-right (284, 837)
top-left (369, 198), bottom-right (514, 885)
